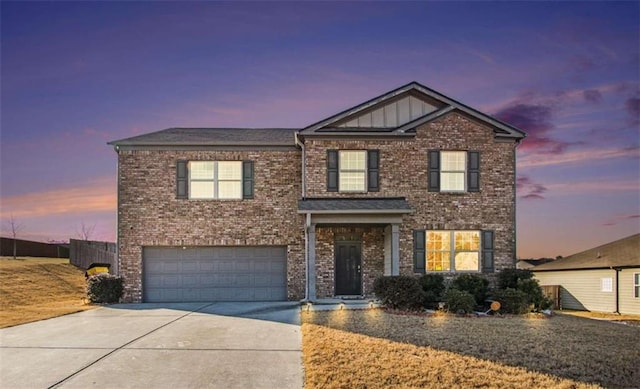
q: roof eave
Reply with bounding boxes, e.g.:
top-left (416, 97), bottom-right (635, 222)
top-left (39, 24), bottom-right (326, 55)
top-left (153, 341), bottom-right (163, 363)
top-left (297, 209), bottom-right (414, 214)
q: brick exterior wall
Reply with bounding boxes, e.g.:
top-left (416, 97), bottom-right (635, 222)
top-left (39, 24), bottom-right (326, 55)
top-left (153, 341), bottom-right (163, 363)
top-left (117, 148), bottom-right (304, 302)
top-left (304, 112), bottom-right (518, 284)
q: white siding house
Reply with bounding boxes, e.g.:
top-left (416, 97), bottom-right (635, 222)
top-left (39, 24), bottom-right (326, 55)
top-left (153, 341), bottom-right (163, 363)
top-left (533, 234), bottom-right (639, 315)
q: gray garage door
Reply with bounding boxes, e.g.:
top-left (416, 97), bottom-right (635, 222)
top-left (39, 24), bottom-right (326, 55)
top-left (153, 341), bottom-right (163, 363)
top-left (143, 246), bottom-right (287, 302)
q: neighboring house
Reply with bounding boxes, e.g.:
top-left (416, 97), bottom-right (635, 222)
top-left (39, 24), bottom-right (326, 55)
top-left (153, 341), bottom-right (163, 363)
top-left (516, 258), bottom-right (555, 270)
top-left (533, 234), bottom-right (640, 315)
top-left (108, 82), bottom-right (526, 303)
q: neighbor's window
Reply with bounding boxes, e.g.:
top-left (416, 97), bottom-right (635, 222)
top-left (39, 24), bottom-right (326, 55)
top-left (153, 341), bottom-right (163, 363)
top-left (426, 230), bottom-right (480, 272)
top-left (339, 150), bottom-right (366, 192)
top-left (601, 277), bottom-right (613, 292)
top-left (634, 273), bottom-right (639, 298)
top-left (440, 151), bottom-right (466, 191)
top-left (189, 161), bottom-right (242, 199)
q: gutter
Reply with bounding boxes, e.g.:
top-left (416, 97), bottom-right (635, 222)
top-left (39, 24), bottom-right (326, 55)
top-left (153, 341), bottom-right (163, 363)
top-left (295, 131), bottom-right (309, 302)
top-left (614, 267), bottom-right (620, 314)
top-left (513, 138), bottom-right (522, 267)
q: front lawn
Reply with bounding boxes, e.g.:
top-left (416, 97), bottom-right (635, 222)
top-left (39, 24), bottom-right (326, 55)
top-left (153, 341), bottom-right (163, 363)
top-left (302, 309), bottom-right (639, 388)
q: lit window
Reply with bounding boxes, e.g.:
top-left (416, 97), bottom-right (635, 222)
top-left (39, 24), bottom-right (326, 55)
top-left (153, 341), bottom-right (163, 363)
top-left (339, 151), bottom-right (366, 192)
top-left (426, 230), bottom-right (480, 272)
top-left (441, 151), bottom-right (466, 191)
top-left (189, 161), bottom-right (242, 199)
top-left (601, 277), bottom-right (613, 292)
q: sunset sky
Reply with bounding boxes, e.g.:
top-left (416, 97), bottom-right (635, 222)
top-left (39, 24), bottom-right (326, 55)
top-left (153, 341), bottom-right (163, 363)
top-left (1, 1), bottom-right (638, 258)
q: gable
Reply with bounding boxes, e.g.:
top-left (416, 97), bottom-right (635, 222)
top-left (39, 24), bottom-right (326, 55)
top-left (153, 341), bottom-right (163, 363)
top-left (300, 81), bottom-right (526, 140)
top-left (334, 93), bottom-right (442, 129)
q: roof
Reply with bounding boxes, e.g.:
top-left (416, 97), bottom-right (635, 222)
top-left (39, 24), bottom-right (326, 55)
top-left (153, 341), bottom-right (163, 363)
top-left (299, 81), bottom-right (526, 139)
top-left (298, 197), bottom-right (413, 214)
top-left (533, 234), bottom-right (640, 271)
top-left (108, 128), bottom-right (298, 147)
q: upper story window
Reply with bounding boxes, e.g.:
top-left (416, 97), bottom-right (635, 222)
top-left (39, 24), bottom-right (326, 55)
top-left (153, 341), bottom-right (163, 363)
top-left (428, 150), bottom-right (480, 193)
top-left (176, 160), bottom-right (253, 200)
top-left (327, 149), bottom-right (379, 193)
top-left (190, 161), bottom-right (242, 199)
top-left (339, 151), bottom-right (366, 192)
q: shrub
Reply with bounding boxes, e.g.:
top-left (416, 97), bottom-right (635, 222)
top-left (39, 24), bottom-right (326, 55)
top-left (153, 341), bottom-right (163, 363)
top-left (497, 268), bottom-right (533, 290)
top-left (418, 274), bottom-right (446, 308)
top-left (445, 289), bottom-right (476, 314)
top-left (518, 278), bottom-right (553, 311)
top-left (373, 276), bottom-right (425, 311)
top-left (493, 288), bottom-right (530, 314)
top-left (87, 274), bottom-right (124, 304)
top-left (451, 274), bottom-right (489, 306)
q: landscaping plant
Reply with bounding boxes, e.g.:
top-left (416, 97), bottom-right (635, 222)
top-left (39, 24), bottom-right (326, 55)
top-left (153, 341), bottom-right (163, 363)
top-left (451, 274), bottom-right (489, 306)
top-left (444, 288), bottom-right (476, 314)
top-left (418, 273), bottom-right (446, 309)
top-left (373, 276), bottom-right (425, 311)
top-left (87, 274), bottom-right (124, 303)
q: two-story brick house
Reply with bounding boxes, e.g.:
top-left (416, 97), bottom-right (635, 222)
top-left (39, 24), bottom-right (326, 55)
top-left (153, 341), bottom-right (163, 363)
top-left (109, 82), bottom-right (525, 303)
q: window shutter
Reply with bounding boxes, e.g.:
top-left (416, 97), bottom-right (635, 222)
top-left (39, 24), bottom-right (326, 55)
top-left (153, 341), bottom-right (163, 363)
top-left (413, 230), bottom-right (426, 273)
top-left (427, 150), bottom-right (440, 192)
top-left (176, 160), bottom-right (188, 199)
top-left (327, 150), bottom-right (338, 192)
top-left (481, 230), bottom-right (494, 273)
top-left (242, 160), bottom-right (254, 199)
top-left (468, 151), bottom-right (480, 192)
top-left (367, 150), bottom-right (380, 192)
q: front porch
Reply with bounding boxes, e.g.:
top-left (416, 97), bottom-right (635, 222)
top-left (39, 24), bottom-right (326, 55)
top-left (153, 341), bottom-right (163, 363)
top-left (298, 197), bottom-right (412, 301)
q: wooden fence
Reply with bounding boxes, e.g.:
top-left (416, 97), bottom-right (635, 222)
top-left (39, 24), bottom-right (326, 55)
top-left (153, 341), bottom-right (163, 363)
top-left (69, 239), bottom-right (117, 274)
top-left (542, 285), bottom-right (561, 310)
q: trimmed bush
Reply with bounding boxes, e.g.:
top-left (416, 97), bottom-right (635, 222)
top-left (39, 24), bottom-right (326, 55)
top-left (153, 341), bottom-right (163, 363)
top-left (445, 289), bottom-right (476, 314)
top-left (497, 268), bottom-right (533, 290)
top-left (493, 288), bottom-right (530, 314)
top-left (373, 276), bottom-right (425, 311)
top-left (418, 274), bottom-right (446, 308)
top-left (518, 278), bottom-right (553, 311)
top-left (451, 274), bottom-right (489, 306)
top-left (87, 274), bottom-right (123, 304)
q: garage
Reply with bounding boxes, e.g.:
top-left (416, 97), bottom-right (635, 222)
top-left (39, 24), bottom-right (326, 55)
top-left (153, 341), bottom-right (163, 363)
top-left (143, 246), bottom-right (287, 302)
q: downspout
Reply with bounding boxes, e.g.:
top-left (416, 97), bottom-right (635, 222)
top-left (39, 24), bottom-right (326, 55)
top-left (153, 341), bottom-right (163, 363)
top-left (113, 144), bottom-right (120, 277)
top-left (295, 132), bottom-right (309, 301)
top-left (614, 267), bottom-right (620, 314)
top-left (513, 138), bottom-right (522, 267)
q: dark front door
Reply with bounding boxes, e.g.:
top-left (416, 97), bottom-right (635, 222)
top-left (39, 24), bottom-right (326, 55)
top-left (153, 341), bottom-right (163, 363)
top-left (335, 241), bottom-right (362, 295)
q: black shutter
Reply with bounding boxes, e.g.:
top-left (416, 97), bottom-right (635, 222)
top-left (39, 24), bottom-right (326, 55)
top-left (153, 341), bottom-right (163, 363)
top-left (367, 150), bottom-right (380, 192)
top-left (468, 151), bottom-right (480, 192)
top-left (413, 230), bottom-right (426, 273)
top-left (242, 160), bottom-right (254, 199)
top-left (176, 160), bottom-right (188, 199)
top-left (428, 150), bottom-right (440, 192)
top-left (327, 150), bottom-right (338, 192)
top-left (481, 230), bottom-right (494, 273)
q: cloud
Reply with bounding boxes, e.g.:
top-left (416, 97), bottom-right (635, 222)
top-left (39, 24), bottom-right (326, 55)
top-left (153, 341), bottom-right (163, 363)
top-left (601, 213), bottom-right (640, 227)
top-left (0, 177), bottom-right (116, 218)
top-left (583, 89), bottom-right (602, 104)
top-left (625, 97), bottom-right (640, 126)
top-left (516, 176), bottom-right (547, 200)
top-left (519, 146), bottom-right (639, 168)
top-left (545, 180), bottom-right (639, 193)
top-left (493, 100), bottom-right (570, 154)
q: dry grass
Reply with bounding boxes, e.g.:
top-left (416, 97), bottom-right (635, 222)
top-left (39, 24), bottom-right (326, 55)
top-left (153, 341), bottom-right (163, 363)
top-left (302, 309), bottom-right (640, 388)
top-left (0, 257), bottom-right (94, 328)
top-left (559, 310), bottom-right (640, 326)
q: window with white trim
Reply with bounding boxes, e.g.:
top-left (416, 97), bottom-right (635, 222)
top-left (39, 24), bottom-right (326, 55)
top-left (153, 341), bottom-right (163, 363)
top-left (339, 150), bottom-right (366, 192)
top-left (634, 273), bottom-right (639, 298)
top-left (601, 277), bottom-right (613, 292)
top-left (189, 161), bottom-right (242, 199)
top-left (426, 230), bottom-right (480, 272)
top-left (441, 151), bottom-right (466, 191)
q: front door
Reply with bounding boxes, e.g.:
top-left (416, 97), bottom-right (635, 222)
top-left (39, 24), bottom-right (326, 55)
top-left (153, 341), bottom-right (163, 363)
top-left (335, 241), bottom-right (362, 295)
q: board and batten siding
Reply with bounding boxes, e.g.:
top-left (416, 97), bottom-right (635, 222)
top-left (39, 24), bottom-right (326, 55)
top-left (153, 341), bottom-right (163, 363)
top-left (534, 269), bottom-right (617, 312)
top-left (618, 268), bottom-right (640, 315)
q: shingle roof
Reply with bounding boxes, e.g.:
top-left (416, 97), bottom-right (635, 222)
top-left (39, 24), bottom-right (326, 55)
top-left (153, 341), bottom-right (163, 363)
top-left (298, 197), bottom-right (413, 213)
top-left (533, 234), bottom-right (640, 271)
top-left (108, 128), bottom-right (298, 147)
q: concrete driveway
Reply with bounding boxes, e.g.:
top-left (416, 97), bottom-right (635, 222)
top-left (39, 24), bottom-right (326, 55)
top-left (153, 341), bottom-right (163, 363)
top-left (0, 302), bottom-right (302, 388)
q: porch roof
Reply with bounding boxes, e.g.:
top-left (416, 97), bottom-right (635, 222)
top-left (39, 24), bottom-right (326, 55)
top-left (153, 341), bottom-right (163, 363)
top-left (297, 197), bottom-right (413, 214)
